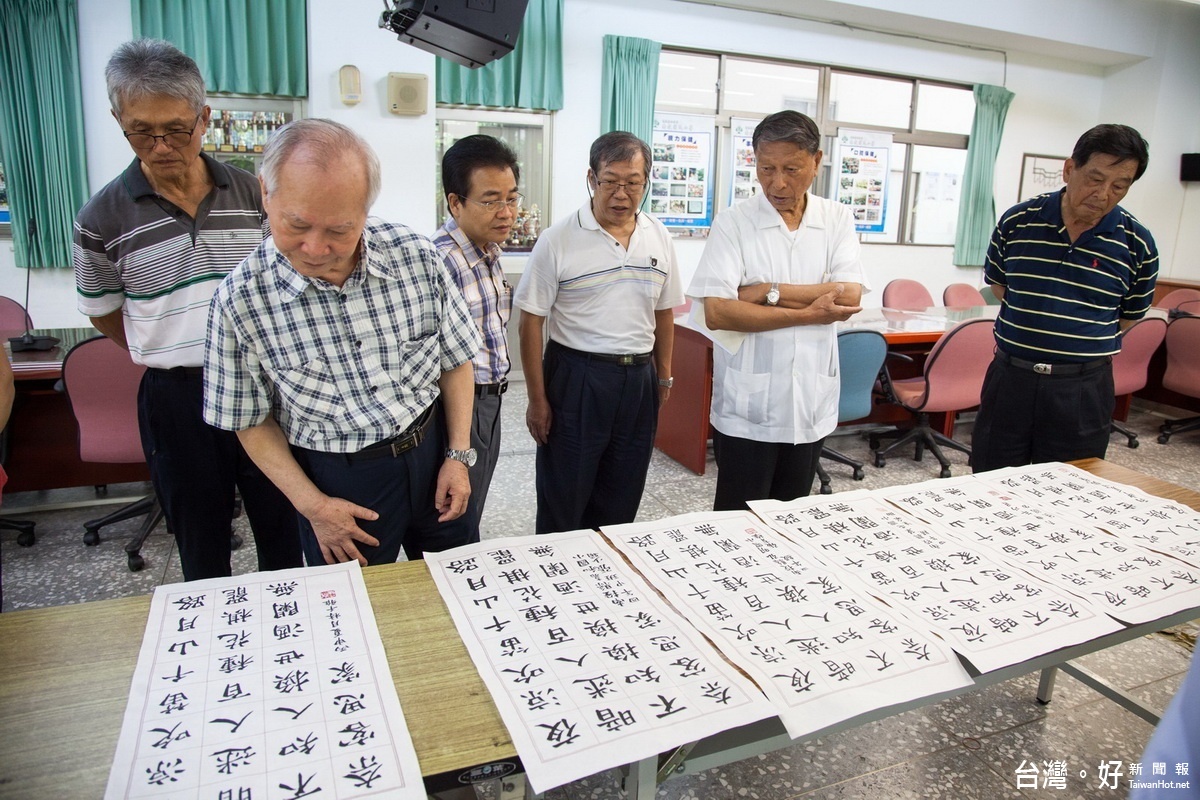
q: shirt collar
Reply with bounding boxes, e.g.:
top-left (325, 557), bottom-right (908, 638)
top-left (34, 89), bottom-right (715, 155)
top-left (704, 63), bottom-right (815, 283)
top-left (122, 152), bottom-right (230, 202)
top-left (439, 218), bottom-right (502, 268)
top-left (576, 200), bottom-right (653, 235)
top-left (1035, 188), bottom-right (1124, 236)
top-left (750, 190), bottom-right (826, 231)
top-left (272, 220), bottom-right (394, 302)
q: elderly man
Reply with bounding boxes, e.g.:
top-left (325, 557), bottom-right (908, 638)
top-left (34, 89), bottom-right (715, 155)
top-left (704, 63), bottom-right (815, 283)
top-left (204, 119), bottom-right (480, 567)
top-left (972, 124), bottom-right (1159, 472)
top-left (515, 131), bottom-right (683, 535)
top-left (433, 135), bottom-right (520, 528)
top-left (688, 110), bottom-right (865, 511)
top-left (74, 39), bottom-right (299, 580)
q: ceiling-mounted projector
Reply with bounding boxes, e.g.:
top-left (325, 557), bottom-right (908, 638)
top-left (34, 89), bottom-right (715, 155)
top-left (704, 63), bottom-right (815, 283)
top-left (379, 0), bottom-right (530, 69)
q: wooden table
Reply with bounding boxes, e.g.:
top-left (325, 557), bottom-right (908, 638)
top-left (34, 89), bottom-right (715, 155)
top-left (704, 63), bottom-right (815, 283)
top-left (4, 328), bottom-right (151, 494)
top-left (655, 307), bottom-right (999, 475)
top-left (0, 458), bottom-right (1194, 799)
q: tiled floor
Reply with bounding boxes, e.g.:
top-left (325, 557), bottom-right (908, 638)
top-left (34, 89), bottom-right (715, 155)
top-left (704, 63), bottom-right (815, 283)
top-left (2, 383), bottom-right (1198, 799)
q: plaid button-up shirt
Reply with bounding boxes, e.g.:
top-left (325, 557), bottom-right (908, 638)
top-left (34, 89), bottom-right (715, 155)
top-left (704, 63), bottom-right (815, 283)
top-left (432, 219), bottom-right (511, 385)
top-left (203, 218), bottom-right (480, 453)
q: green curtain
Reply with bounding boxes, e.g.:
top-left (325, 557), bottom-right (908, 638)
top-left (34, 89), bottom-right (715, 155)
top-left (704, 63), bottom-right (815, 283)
top-left (0, 0), bottom-right (89, 269)
top-left (600, 35), bottom-right (660, 147)
top-left (133, 0), bottom-right (307, 97)
top-left (953, 83), bottom-right (1015, 267)
top-left (435, 0), bottom-right (563, 110)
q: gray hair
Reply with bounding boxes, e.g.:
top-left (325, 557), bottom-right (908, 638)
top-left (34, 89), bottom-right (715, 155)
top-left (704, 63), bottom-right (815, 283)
top-left (752, 111), bottom-right (821, 155)
top-left (589, 131), bottom-right (651, 176)
top-left (105, 39), bottom-right (205, 117)
top-left (260, 119), bottom-right (382, 211)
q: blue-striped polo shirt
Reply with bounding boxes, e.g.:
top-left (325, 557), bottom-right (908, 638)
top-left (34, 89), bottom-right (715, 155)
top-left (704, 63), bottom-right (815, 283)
top-left (984, 189), bottom-right (1158, 363)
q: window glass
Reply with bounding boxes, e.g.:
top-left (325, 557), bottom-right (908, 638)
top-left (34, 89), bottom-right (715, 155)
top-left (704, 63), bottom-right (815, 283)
top-left (906, 145), bottom-right (967, 245)
top-left (656, 52), bottom-right (718, 114)
top-left (915, 84), bottom-right (974, 135)
top-left (724, 58), bottom-right (819, 117)
top-left (828, 72), bottom-right (912, 128)
top-left (436, 115), bottom-right (548, 249)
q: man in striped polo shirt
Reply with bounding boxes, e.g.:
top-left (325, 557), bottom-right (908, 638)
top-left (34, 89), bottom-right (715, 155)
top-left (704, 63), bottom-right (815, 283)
top-left (972, 124), bottom-right (1159, 472)
top-left (74, 40), bottom-right (300, 580)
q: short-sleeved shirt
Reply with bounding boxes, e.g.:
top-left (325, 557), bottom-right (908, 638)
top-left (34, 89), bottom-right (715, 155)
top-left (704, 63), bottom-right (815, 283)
top-left (513, 203), bottom-right (684, 354)
top-left (984, 189), bottom-right (1158, 363)
top-left (432, 218), bottom-right (511, 384)
top-left (203, 218), bottom-right (480, 453)
top-left (688, 192), bottom-right (869, 444)
top-left (74, 154), bottom-right (266, 368)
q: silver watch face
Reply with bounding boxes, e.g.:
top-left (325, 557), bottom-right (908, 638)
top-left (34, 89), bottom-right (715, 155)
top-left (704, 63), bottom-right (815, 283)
top-left (449, 448), bottom-right (478, 467)
top-left (766, 288), bottom-right (780, 305)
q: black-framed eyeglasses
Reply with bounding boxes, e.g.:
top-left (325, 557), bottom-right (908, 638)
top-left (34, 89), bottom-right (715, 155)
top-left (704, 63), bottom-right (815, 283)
top-left (460, 193), bottom-right (523, 214)
top-left (122, 114), bottom-right (202, 151)
top-left (595, 179), bottom-right (648, 195)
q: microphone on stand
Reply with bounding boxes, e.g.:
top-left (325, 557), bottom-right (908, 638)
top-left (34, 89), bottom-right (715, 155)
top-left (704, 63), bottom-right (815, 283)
top-left (8, 217), bottom-right (60, 353)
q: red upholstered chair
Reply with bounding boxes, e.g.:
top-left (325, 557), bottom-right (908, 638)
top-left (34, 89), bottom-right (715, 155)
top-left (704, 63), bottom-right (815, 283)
top-left (1110, 317), bottom-right (1167, 448)
top-left (1176, 299), bottom-right (1200, 318)
top-left (882, 278), bottom-right (935, 310)
top-left (942, 283), bottom-right (987, 307)
top-left (61, 336), bottom-right (164, 571)
top-left (868, 318), bottom-right (995, 478)
top-left (1154, 288), bottom-right (1200, 310)
top-left (0, 296), bottom-right (33, 334)
top-left (1158, 315), bottom-right (1200, 445)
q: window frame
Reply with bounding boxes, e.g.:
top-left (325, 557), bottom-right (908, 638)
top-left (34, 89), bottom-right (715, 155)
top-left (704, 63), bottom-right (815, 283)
top-left (656, 47), bottom-right (972, 245)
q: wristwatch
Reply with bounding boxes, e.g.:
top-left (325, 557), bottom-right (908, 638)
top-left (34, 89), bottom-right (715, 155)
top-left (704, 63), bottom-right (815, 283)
top-left (658, 377), bottom-right (674, 388)
top-left (765, 282), bottom-right (781, 306)
top-left (446, 448), bottom-right (478, 467)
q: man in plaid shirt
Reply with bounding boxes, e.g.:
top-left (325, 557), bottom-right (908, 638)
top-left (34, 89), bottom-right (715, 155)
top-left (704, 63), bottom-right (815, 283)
top-left (204, 119), bottom-right (481, 567)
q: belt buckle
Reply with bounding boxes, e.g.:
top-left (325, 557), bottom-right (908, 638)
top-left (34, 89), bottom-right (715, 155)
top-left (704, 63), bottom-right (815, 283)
top-left (617, 354), bottom-right (635, 366)
top-left (1033, 363), bottom-right (1052, 375)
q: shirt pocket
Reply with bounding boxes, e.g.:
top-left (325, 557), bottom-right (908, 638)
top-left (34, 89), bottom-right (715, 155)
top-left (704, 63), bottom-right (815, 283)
top-left (718, 366), bottom-right (773, 427)
top-left (796, 371), bottom-right (839, 431)
top-left (272, 357), bottom-right (351, 440)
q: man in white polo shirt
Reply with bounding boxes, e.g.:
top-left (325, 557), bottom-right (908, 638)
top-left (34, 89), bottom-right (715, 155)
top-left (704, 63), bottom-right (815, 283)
top-left (515, 131), bottom-right (683, 535)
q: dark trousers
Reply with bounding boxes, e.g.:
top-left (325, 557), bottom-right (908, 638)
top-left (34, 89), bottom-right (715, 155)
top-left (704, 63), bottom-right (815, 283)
top-left (468, 392), bottom-right (503, 529)
top-left (138, 369), bottom-right (302, 581)
top-left (971, 352), bottom-right (1114, 473)
top-left (293, 408), bottom-right (478, 565)
top-left (712, 430), bottom-right (824, 511)
top-left (536, 341), bottom-right (659, 535)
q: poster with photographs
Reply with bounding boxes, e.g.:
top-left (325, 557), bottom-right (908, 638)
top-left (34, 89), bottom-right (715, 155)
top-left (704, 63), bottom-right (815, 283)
top-left (833, 128), bottom-right (892, 234)
top-left (650, 113), bottom-right (714, 230)
top-left (729, 117), bottom-right (760, 206)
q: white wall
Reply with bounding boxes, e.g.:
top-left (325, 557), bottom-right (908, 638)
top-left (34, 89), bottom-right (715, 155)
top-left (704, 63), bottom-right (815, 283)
top-left (7, 0), bottom-right (1199, 327)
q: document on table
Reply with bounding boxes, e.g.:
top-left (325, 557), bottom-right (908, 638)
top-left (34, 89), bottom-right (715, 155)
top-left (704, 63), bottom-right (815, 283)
top-left (750, 492), bottom-right (1123, 673)
top-left (876, 472), bottom-right (1200, 626)
top-left (604, 512), bottom-right (974, 740)
top-left (425, 530), bottom-right (775, 795)
top-left (105, 561), bottom-right (426, 800)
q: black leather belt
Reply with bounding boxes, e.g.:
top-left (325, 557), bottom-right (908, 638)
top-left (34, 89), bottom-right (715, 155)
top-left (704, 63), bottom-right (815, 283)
top-left (475, 381), bottom-right (509, 397)
top-left (348, 404), bottom-right (436, 462)
top-left (149, 366), bottom-right (204, 378)
top-left (997, 350), bottom-right (1109, 375)
top-left (552, 341), bottom-right (652, 366)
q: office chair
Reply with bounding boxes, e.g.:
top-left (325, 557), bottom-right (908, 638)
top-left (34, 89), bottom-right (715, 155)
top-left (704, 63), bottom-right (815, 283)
top-left (882, 278), bottom-right (935, 310)
top-left (817, 330), bottom-right (887, 494)
top-left (61, 336), bottom-right (163, 571)
top-left (868, 318), bottom-right (995, 478)
top-left (0, 436), bottom-right (36, 547)
top-left (1174, 299), bottom-right (1200, 318)
top-left (1154, 288), bottom-right (1200, 311)
top-left (1109, 317), bottom-right (1167, 448)
top-left (1157, 315), bottom-right (1200, 445)
top-left (942, 283), bottom-right (987, 307)
top-left (0, 296), bottom-right (33, 333)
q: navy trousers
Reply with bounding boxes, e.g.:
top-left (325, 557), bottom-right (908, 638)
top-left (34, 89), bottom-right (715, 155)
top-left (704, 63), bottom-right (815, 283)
top-left (535, 341), bottom-right (659, 535)
top-left (971, 352), bottom-right (1114, 473)
top-left (293, 407), bottom-right (478, 565)
top-left (138, 369), bottom-right (302, 581)
top-left (712, 431), bottom-right (824, 511)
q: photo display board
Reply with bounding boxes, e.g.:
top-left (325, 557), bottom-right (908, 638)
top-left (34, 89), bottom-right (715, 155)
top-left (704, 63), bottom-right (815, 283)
top-left (650, 112), bottom-right (715, 230)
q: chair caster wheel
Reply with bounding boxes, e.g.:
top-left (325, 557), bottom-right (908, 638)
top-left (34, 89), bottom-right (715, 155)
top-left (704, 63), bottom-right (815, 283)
top-left (230, 532), bottom-right (243, 551)
top-left (874, 455), bottom-right (886, 468)
top-left (820, 483), bottom-right (832, 495)
top-left (84, 529), bottom-right (101, 546)
top-left (17, 529), bottom-right (36, 547)
top-left (868, 436), bottom-right (880, 450)
top-left (914, 450), bottom-right (924, 462)
top-left (1158, 434), bottom-right (1170, 444)
top-left (127, 552), bottom-right (145, 572)
top-left (1128, 438), bottom-right (1139, 449)
top-left (939, 466), bottom-right (952, 479)
top-left (852, 467), bottom-right (865, 481)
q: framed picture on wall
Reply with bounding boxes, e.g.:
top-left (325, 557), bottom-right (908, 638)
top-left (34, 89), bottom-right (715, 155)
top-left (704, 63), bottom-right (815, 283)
top-left (1018, 154), bottom-right (1066, 202)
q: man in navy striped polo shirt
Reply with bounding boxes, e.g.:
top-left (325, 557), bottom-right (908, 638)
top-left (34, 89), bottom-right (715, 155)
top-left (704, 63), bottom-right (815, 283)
top-left (972, 124), bottom-right (1159, 472)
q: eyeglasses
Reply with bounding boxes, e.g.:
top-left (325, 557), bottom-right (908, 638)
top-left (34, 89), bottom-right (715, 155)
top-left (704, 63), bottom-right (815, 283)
top-left (122, 114), bottom-right (202, 151)
top-left (460, 193), bottom-right (523, 214)
top-left (594, 179), bottom-right (648, 195)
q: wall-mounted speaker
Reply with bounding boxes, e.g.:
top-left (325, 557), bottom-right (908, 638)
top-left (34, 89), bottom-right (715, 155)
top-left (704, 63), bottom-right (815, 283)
top-left (387, 72), bottom-right (428, 116)
top-left (1182, 153), bottom-right (1200, 182)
